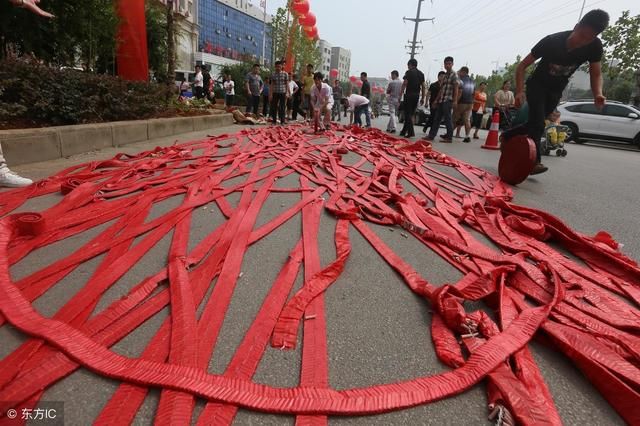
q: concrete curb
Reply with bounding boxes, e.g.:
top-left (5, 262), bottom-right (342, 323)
top-left (0, 113), bottom-right (234, 166)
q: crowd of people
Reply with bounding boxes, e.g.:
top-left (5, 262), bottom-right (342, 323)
top-left (0, 2), bottom-right (609, 187)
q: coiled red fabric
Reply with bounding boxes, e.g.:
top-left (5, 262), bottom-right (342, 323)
top-left (0, 125), bottom-right (638, 425)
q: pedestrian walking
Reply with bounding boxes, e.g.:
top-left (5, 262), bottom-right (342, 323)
top-left (244, 63), bottom-right (263, 115)
top-left (514, 9), bottom-right (609, 175)
top-left (425, 56), bottom-right (459, 142)
top-left (331, 79), bottom-right (343, 122)
top-left (287, 73), bottom-right (299, 120)
top-left (291, 74), bottom-right (307, 121)
top-left (223, 73), bottom-right (235, 108)
top-left (269, 61), bottom-right (290, 125)
top-left (360, 72), bottom-right (371, 99)
top-left (194, 65), bottom-right (205, 100)
top-left (303, 64), bottom-right (315, 121)
top-left (399, 59), bottom-right (426, 138)
top-left (310, 72), bottom-right (334, 131)
top-left (471, 82), bottom-right (487, 139)
top-left (453, 66), bottom-right (475, 142)
top-left (423, 71), bottom-right (445, 134)
top-left (291, 74), bottom-right (306, 121)
top-left (203, 66), bottom-right (212, 101)
top-left (262, 78), bottom-right (270, 117)
top-left (386, 70), bottom-right (403, 133)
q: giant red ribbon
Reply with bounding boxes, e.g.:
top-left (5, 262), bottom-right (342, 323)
top-left (0, 125), bottom-right (639, 425)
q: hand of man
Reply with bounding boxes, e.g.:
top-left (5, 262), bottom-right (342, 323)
top-left (10, 0), bottom-right (54, 18)
top-left (515, 92), bottom-right (526, 108)
top-left (594, 94), bottom-right (606, 110)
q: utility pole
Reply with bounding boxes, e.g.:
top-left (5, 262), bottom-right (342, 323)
top-left (578, 0), bottom-right (586, 20)
top-left (403, 0), bottom-right (434, 59)
top-left (492, 59), bottom-right (500, 74)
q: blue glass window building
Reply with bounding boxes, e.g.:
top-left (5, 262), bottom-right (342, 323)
top-left (198, 0), bottom-right (273, 65)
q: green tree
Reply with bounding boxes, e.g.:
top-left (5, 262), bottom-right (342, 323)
top-left (602, 11), bottom-right (640, 77)
top-left (271, 7), bottom-right (321, 74)
top-left (146, 0), bottom-right (169, 82)
top-left (0, 0), bottom-right (118, 71)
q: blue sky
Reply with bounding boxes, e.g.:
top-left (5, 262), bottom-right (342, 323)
top-left (264, 0), bottom-right (640, 81)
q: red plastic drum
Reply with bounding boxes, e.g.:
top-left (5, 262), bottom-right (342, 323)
top-left (498, 134), bottom-right (536, 185)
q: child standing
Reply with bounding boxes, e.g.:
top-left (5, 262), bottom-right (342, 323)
top-left (223, 74), bottom-right (235, 108)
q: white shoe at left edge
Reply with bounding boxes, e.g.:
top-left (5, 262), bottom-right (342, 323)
top-left (0, 171), bottom-right (33, 188)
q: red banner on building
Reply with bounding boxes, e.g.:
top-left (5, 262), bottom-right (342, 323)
top-left (116, 0), bottom-right (149, 81)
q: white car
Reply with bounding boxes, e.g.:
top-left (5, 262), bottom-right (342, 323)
top-left (557, 100), bottom-right (640, 146)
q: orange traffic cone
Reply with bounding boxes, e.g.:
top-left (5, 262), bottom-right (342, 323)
top-left (482, 109), bottom-right (500, 150)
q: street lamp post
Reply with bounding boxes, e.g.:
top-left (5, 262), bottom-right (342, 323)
top-left (261, 0), bottom-right (267, 66)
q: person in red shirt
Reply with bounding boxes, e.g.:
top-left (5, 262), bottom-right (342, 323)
top-left (471, 82), bottom-right (487, 140)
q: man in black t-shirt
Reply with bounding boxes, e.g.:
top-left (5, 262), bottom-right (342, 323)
top-left (399, 59), bottom-right (427, 138)
top-left (360, 72), bottom-right (371, 100)
top-left (515, 9), bottom-right (609, 175)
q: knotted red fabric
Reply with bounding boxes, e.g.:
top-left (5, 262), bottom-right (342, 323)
top-left (0, 124), bottom-right (638, 425)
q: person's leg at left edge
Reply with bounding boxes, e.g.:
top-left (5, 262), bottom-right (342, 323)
top-left (0, 144), bottom-right (32, 187)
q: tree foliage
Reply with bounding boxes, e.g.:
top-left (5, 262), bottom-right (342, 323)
top-left (0, 0), bottom-right (119, 72)
top-left (146, 0), bottom-right (169, 82)
top-left (0, 58), bottom-right (172, 128)
top-left (472, 56), bottom-right (532, 108)
top-left (271, 7), bottom-right (321, 74)
top-left (602, 11), bottom-right (640, 76)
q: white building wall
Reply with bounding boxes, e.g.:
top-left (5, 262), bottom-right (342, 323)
top-left (330, 47), bottom-right (351, 81)
top-left (318, 39), bottom-right (333, 76)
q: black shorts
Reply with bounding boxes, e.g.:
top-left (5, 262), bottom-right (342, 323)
top-left (471, 111), bottom-right (483, 128)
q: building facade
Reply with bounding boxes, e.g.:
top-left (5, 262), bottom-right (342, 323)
top-left (157, 0), bottom-right (200, 78)
top-left (197, 0), bottom-right (273, 74)
top-left (317, 39), bottom-right (332, 76)
top-left (330, 46), bottom-right (351, 82)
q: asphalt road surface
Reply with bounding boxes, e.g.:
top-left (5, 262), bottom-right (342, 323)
top-left (1, 116), bottom-right (637, 425)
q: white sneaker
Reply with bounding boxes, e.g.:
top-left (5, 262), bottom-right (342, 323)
top-left (0, 171), bottom-right (33, 188)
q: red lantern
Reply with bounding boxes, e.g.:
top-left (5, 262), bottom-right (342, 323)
top-left (349, 75), bottom-right (357, 83)
top-left (299, 12), bottom-right (316, 27)
top-left (304, 26), bottom-right (318, 39)
top-left (329, 68), bottom-right (339, 79)
top-left (291, 0), bottom-right (310, 15)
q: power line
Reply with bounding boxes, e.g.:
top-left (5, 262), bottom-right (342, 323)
top-left (404, 0), bottom-right (435, 59)
top-left (428, 0), bottom-right (605, 56)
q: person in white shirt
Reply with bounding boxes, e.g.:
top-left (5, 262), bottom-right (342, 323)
top-left (494, 80), bottom-right (515, 112)
top-left (287, 74), bottom-right (299, 120)
top-left (341, 93), bottom-right (370, 127)
top-left (194, 65), bottom-right (204, 99)
top-left (223, 74), bottom-right (235, 107)
top-left (310, 72), bottom-right (333, 131)
top-left (386, 70), bottom-right (403, 133)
